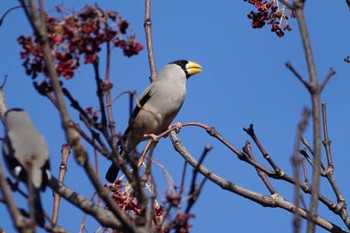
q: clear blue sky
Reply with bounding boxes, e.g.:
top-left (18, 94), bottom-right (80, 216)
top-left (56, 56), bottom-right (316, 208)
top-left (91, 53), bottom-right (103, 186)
top-left (1, 1), bottom-right (349, 232)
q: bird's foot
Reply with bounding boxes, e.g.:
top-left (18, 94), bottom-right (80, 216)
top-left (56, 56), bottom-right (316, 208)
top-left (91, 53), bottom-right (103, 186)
top-left (173, 122), bottom-right (183, 133)
top-left (144, 133), bottom-right (160, 142)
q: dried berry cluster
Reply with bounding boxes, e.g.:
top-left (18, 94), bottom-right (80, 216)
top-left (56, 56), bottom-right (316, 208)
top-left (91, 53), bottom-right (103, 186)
top-left (106, 181), bottom-right (194, 233)
top-left (107, 183), bottom-right (141, 215)
top-left (18, 5), bottom-right (143, 82)
top-left (106, 181), bottom-right (165, 229)
top-left (244, 0), bottom-right (295, 37)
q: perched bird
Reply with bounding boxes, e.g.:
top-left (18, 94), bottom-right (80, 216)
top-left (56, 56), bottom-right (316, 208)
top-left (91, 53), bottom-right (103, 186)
top-left (2, 108), bottom-right (51, 226)
top-left (105, 60), bottom-right (202, 183)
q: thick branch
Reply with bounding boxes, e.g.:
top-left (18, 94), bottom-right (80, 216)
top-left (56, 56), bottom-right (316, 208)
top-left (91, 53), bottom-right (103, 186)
top-left (48, 177), bottom-right (122, 228)
top-left (169, 131), bottom-right (348, 233)
top-left (293, 1), bottom-right (321, 231)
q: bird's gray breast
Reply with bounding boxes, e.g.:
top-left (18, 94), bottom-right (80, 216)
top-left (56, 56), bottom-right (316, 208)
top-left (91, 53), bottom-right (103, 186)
top-left (151, 82), bottom-right (186, 131)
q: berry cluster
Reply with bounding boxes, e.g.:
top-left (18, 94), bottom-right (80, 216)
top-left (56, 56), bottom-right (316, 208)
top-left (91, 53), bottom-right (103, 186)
top-left (106, 181), bottom-right (196, 233)
top-left (244, 0), bottom-right (295, 37)
top-left (18, 5), bottom-right (143, 82)
top-left (106, 181), bottom-right (141, 215)
top-left (106, 181), bottom-right (165, 224)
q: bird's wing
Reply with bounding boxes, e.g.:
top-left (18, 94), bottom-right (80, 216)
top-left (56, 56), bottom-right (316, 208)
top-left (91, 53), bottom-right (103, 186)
top-left (124, 84), bottom-right (155, 136)
top-left (2, 135), bottom-right (23, 176)
top-left (106, 85), bottom-right (156, 183)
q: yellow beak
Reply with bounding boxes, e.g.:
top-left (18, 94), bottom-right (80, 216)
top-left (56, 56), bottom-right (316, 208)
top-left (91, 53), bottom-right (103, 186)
top-left (186, 61), bottom-right (203, 75)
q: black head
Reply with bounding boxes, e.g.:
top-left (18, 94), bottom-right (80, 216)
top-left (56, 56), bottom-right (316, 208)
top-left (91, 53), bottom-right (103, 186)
top-left (169, 60), bottom-right (202, 78)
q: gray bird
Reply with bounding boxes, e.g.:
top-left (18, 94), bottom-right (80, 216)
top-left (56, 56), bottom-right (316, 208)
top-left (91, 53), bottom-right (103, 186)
top-left (2, 108), bottom-right (51, 226)
top-left (105, 60), bottom-right (202, 182)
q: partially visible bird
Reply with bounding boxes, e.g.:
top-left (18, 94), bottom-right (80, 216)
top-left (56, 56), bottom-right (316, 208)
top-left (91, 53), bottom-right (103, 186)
top-left (2, 108), bottom-right (51, 226)
top-left (105, 60), bottom-right (202, 183)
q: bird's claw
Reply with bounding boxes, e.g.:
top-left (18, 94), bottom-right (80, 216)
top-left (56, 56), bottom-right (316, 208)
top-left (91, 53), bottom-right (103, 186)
top-left (173, 122), bottom-right (183, 134)
top-left (144, 133), bottom-right (159, 142)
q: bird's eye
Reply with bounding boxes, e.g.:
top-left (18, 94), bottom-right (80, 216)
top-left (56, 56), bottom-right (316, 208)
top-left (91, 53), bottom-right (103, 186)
top-left (169, 60), bottom-right (188, 70)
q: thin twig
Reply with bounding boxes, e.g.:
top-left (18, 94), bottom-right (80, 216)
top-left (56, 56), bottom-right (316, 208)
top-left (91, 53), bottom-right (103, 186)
top-left (0, 163), bottom-right (29, 233)
top-left (301, 158), bottom-right (311, 191)
top-left (292, 108), bottom-right (310, 233)
top-left (185, 145), bottom-right (211, 214)
top-left (321, 103), bottom-right (333, 168)
top-left (179, 161), bottom-right (188, 196)
top-left (319, 69), bottom-right (336, 93)
top-left (321, 103), bottom-right (350, 228)
top-left (243, 141), bottom-right (277, 194)
top-left (300, 138), bottom-right (327, 172)
top-left (286, 62), bottom-right (309, 90)
top-left (144, 143), bottom-right (156, 232)
top-left (244, 124), bottom-right (283, 176)
top-left (52, 144), bottom-right (71, 225)
top-left (144, 0), bottom-right (156, 81)
top-left (100, 41), bottom-right (118, 150)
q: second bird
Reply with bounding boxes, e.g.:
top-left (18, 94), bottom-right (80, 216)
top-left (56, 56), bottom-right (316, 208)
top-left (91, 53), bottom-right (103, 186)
top-left (105, 60), bottom-right (202, 183)
top-left (2, 108), bottom-right (51, 226)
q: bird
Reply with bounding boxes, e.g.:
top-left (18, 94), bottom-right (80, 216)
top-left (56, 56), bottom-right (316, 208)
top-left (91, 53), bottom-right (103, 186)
top-left (105, 60), bottom-right (202, 183)
top-left (2, 108), bottom-right (51, 226)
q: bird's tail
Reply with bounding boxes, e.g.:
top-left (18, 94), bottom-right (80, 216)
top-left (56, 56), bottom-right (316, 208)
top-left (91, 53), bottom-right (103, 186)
top-left (105, 144), bottom-right (125, 183)
top-left (33, 188), bottom-right (45, 226)
top-left (105, 163), bottom-right (120, 183)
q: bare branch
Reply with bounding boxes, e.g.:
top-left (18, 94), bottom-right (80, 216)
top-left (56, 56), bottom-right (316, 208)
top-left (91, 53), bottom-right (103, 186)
top-left (244, 124), bottom-right (283, 176)
top-left (144, 0), bottom-right (156, 81)
top-left (243, 141), bottom-right (277, 195)
top-left (301, 158), bottom-right (310, 190)
top-left (319, 69), bottom-right (336, 93)
top-left (0, 163), bottom-right (29, 233)
top-left (185, 145), bottom-right (211, 214)
top-left (48, 177), bottom-right (123, 228)
top-left (321, 103), bottom-right (332, 168)
top-left (52, 144), bottom-right (71, 225)
top-left (292, 2), bottom-right (322, 230)
top-left (169, 131), bottom-right (348, 233)
top-left (292, 108), bottom-right (310, 233)
top-left (285, 62), bottom-right (309, 90)
top-left (321, 103), bottom-right (350, 228)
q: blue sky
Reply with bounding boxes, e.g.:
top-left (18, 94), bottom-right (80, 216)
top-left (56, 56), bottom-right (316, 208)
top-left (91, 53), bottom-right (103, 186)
top-left (1, 1), bottom-right (350, 232)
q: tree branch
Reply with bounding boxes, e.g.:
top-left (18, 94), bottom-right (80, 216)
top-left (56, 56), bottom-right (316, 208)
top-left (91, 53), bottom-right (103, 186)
top-left (292, 108), bottom-right (311, 233)
top-left (144, 0), bottom-right (156, 81)
top-left (52, 144), bottom-right (71, 225)
top-left (292, 1), bottom-right (322, 231)
top-left (169, 131), bottom-right (348, 233)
